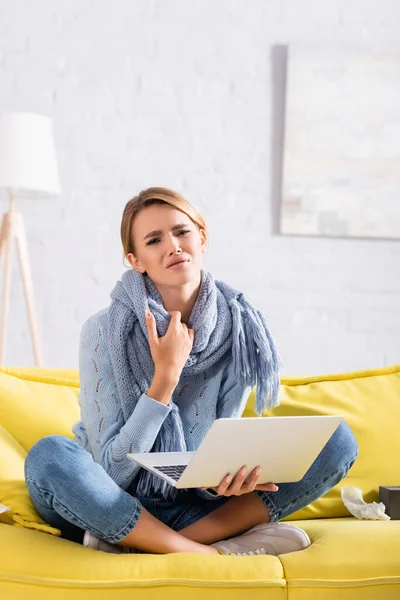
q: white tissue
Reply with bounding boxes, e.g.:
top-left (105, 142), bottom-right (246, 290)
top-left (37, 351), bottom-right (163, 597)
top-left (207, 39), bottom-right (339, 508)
top-left (341, 486), bottom-right (390, 520)
top-left (0, 504), bottom-right (10, 514)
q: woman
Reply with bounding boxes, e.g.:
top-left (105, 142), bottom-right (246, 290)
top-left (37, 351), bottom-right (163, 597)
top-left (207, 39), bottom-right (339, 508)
top-left (24, 187), bottom-right (358, 556)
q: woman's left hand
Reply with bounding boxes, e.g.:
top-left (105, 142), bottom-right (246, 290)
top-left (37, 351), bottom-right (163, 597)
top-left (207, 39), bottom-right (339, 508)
top-left (201, 465), bottom-right (279, 497)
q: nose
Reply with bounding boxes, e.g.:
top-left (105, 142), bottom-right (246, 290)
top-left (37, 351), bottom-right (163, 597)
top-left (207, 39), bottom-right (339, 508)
top-left (167, 235), bottom-right (182, 254)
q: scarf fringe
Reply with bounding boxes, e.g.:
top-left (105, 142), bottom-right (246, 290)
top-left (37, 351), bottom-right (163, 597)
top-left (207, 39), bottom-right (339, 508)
top-left (135, 405), bottom-right (184, 501)
top-left (231, 297), bottom-right (283, 415)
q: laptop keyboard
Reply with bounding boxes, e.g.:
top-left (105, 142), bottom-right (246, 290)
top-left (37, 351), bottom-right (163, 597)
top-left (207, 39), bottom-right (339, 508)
top-left (154, 465), bottom-right (187, 481)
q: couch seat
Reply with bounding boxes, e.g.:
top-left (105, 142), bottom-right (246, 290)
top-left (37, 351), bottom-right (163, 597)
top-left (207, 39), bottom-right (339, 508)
top-left (2, 517), bottom-right (400, 599)
top-left (0, 522), bottom-right (285, 600)
top-left (282, 518), bottom-right (400, 599)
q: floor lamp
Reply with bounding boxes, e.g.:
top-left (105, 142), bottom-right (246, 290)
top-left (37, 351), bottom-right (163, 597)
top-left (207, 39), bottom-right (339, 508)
top-left (0, 112), bottom-right (60, 367)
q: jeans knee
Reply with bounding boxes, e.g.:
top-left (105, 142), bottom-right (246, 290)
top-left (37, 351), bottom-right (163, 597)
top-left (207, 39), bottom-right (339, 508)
top-left (25, 435), bottom-right (77, 482)
top-left (337, 420), bottom-right (359, 467)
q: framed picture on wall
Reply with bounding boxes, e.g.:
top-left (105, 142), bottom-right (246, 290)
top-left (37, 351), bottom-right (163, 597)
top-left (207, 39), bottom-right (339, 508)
top-left (280, 44), bottom-right (400, 240)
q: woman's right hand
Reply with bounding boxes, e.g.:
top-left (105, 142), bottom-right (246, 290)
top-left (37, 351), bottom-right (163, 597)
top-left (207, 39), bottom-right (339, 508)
top-left (145, 310), bottom-right (195, 381)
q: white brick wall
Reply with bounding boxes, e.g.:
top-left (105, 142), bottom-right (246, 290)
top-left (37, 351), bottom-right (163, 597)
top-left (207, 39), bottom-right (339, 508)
top-left (0, 0), bottom-right (399, 374)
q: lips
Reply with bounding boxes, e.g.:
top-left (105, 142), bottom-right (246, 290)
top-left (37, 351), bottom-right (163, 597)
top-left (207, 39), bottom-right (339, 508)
top-left (167, 258), bottom-right (189, 268)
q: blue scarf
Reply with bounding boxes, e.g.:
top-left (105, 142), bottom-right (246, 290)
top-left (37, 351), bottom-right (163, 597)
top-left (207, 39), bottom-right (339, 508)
top-left (108, 268), bottom-right (282, 501)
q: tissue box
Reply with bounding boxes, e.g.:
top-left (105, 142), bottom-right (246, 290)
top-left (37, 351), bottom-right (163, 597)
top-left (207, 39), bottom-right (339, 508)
top-left (379, 486), bottom-right (400, 520)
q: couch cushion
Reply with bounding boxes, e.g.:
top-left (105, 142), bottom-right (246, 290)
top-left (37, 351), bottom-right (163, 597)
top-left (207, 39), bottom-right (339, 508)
top-left (0, 522), bottom-right (285, 600)
top-left (244, 364), bottom-right (400, 521)
top-left (1, 519), bottom-right (398, 600)
top-left (0, 423), bottom-right (60, 535)
top-left (280, 517), bottom-right (400, 599)
top-left (0, 368), bottom-right (80, 451)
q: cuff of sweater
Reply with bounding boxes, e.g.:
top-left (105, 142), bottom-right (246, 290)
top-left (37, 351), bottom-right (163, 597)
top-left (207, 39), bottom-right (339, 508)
top-left (142, 393), bottom-right (172, 411)
top-left (124, 393), bottom-right (172, 444)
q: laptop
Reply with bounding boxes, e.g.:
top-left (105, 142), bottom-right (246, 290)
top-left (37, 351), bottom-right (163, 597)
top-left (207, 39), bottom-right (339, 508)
top-left (127, 415), bottom-right (343, 490)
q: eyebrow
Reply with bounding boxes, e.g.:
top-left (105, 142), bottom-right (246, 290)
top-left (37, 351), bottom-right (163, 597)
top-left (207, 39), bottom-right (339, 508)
top-left (143, 223), bottom-right (191, 241)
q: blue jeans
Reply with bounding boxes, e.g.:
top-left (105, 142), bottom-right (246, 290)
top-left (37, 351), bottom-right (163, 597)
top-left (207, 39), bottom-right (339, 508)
top-left (24, 420), bottom-right (358, 545)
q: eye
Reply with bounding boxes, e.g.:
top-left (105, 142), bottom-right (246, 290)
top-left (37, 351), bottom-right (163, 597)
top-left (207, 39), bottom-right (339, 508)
top-left (146, 229), bottom-right (191, 246)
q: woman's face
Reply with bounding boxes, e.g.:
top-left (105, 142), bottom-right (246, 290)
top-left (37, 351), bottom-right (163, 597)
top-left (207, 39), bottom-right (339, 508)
top-left (127, 204), bottom-right (207, 284)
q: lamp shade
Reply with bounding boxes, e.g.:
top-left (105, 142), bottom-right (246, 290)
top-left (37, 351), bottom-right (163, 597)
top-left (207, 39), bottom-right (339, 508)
top-left (0, 112), bottom-right (60, 196)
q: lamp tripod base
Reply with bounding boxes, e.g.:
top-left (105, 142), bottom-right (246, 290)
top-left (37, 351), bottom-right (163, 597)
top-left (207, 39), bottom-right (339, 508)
top-left (0, 211), bottom-right (43, 367)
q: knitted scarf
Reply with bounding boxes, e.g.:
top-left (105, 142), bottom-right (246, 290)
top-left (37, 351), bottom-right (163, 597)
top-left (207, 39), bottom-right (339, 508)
top-left (108, 268), bottom-right (282, 501)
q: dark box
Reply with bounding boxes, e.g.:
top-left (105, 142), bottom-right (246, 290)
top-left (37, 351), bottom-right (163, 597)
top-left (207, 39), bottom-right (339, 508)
top-left (379, 486), bottom-right (400, 520)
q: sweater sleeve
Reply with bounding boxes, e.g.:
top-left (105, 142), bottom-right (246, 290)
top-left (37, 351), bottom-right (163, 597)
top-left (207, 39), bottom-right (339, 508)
top-left (216, 358), bottom-right (254, 420)
top-left (78, 312), bottom-right (172, 490)
top-left (195, 359), bottom-right (254, 501)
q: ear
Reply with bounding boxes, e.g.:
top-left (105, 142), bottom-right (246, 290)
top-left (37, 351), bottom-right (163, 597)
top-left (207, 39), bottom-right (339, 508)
top-left (126, 252), bottom-right (146, 273)
top-left (199, 228), bottom-right (208, 253)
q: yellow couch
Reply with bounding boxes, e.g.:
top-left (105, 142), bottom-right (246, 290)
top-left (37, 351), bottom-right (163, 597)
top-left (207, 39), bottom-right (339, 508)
top-left (1, 364), bottom-right (400, 600)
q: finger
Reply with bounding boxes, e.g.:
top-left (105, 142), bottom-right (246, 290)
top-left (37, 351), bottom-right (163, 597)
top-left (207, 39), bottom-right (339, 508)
top-left (145, 310), bottom-right (158, 344)
top-left (216, 473), bottom-right (233, 495)
top-left (169, 311), bottom-right (182, 325)
top-left (229, 466), bottom-right (248, 495)
top-left (255, 483), bottom-right (279, 492)
top-left (244, 466), bottom-right (261, 492)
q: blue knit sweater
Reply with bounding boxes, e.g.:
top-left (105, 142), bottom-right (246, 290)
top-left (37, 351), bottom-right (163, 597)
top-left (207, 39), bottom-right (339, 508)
top-left (72, 307), bottom-right (253, 500)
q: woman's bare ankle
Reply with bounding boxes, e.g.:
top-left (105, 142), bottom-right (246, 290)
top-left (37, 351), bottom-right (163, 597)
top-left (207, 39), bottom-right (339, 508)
top-left (117, 506), bottom-right (219, 554)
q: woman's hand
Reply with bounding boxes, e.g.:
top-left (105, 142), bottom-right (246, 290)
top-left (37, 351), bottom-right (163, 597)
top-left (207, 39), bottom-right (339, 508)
top-left (145, 310), bottom-right (195, 381)
top-left (201, 465), bottom-right (279, 497)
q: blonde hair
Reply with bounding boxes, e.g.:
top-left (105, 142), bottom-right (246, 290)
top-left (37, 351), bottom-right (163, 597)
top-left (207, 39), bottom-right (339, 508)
top-left (120, 187), bottom-right (208, 266)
